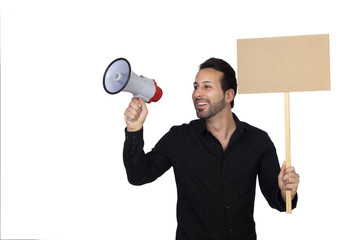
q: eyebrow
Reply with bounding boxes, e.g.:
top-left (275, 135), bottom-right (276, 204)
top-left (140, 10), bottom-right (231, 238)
top-left (193, 80), bottom-right (213, 85)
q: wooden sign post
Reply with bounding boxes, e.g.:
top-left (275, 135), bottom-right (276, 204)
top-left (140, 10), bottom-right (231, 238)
top-left (237, 34), bottom-right (330, 214)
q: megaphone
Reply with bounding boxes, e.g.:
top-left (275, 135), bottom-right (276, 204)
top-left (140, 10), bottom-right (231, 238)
top-left (103, 58), bottom-right (163, 103)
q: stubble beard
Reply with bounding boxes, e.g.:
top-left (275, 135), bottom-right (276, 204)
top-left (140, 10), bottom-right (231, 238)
top-left (195, 96), bottom-right (226, 120)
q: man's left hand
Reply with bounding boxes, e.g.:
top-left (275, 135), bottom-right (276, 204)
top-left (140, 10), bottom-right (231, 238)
top-left (278, 162), bottom-right (300, 201)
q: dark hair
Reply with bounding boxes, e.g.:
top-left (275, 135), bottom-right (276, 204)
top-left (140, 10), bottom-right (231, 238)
top-left (199, 58), bottom-right (237, 108)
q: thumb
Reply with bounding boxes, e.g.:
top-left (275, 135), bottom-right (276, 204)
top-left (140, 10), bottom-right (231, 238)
top-left (280, 161), bottom-right (286, 176)
top-left (137, 97), bottom-right (148, 121)
top-left (138, 97), bottom-right (147, 108)
top-left (278, 161), bottom-right (286, 190)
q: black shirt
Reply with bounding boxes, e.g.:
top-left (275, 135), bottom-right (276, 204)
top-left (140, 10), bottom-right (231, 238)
top-left (123, 114), bottom-right (297, 240)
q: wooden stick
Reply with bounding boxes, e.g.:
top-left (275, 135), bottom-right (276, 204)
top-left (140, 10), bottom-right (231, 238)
top-left (284, 92), bottom-right (292, 214)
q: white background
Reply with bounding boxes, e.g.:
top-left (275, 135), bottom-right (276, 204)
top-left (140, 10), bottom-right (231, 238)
top-left (1, 0), bottom-right (359, 239)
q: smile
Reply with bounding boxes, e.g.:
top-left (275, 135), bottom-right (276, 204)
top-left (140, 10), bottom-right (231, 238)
top-left (195, 101), bottom-right (209, 111)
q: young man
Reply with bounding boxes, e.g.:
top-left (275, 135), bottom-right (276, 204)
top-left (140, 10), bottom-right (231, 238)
top-left (123, 58), bottom-right (300, 240)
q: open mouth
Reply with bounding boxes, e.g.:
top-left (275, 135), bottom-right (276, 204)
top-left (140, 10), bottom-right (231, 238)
top-left (197, 102), bottom-right (207, 106)
top-left (195, 100), bottom-right (209, 110)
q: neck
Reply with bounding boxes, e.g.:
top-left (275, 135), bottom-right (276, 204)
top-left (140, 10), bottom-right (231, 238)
top-left (205, 107), bottom-right (236, 145)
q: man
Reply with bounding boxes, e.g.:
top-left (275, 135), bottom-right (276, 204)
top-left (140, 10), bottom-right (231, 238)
top-left (123, 58), bottom-right (300, 240)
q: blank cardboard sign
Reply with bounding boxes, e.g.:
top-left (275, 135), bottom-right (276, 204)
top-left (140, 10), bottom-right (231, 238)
top-left (237, 34), bottom-right (330, 93)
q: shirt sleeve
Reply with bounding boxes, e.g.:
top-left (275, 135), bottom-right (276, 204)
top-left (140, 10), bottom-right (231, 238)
top-left (258, 133), bottom-right (298, 212)
top-left (123, 127), bottom-right (174, 185)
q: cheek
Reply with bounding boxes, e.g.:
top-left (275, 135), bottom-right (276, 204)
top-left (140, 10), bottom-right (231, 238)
top-left (210, 91), bottom-right (221, 100)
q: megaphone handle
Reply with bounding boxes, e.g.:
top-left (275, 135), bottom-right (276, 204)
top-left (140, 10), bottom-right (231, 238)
top-left (133, 94), bottom-right (150, 103)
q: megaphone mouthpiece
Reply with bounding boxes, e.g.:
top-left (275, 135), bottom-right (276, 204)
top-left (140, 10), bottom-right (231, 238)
top-left (103, 58), bottom-right (163, 103)
top-left (148, 80), bottom-right (163, 103)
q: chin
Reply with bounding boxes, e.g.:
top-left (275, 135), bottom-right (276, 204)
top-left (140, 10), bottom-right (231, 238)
top-left (196, 111), bottom-right (211, 120)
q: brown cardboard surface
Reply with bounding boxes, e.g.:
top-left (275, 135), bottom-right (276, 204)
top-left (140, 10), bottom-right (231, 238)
top-left (237, 34), bottom-right (330, 93)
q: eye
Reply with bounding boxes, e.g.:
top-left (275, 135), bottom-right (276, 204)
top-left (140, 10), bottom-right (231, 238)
top-left (204, 85), bottom-right (211, 89)
top-left (193, 85), bottom-right (198, 90)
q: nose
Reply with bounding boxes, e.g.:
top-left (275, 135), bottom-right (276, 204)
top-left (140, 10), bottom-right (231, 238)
top-left (193, 87), bottom-right (204, 98)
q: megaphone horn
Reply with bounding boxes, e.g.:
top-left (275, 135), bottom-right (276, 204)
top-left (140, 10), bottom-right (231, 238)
top-left (103, 58), bottom-right (163, 103)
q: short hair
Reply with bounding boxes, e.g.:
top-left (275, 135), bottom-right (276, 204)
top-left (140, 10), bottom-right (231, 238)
top-left (199, 58), bottom-right (237, 108)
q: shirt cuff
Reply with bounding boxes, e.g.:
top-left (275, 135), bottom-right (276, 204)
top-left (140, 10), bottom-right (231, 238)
top-left (278, 190), bottom-right (298, 211)
top-left (125, 127), bottom-right (143, 143)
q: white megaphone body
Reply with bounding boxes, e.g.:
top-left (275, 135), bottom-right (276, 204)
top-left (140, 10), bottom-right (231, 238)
top-left (103, 58), bottom-right (163, 103)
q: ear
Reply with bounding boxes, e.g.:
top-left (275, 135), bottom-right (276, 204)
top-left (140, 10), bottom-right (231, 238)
top-left (225, 89), bottom-right (235, 104)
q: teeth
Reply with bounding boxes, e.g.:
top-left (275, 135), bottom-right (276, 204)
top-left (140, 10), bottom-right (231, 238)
top-left (197, 103), bottom-right (207, 106)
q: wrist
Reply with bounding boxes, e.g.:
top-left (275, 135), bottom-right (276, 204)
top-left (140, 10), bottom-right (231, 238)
top-left (126, 126), bottom-right (143, 133)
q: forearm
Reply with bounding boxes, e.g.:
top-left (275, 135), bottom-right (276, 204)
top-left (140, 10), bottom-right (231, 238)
top-left (123, 128), bottom-right (152, 185)
top-left (259, 136), bottom-right (298, 212)
top-left (123, 128), bottom-right (172, 185)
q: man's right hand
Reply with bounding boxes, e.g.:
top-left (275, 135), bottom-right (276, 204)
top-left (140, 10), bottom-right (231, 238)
top-left (124, 97), bottom-right (148, 132)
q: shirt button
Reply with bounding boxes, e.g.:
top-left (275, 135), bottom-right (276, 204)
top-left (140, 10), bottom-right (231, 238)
top-left (223, 182), bottom-right (228, 186)
top-left (222, 160), bottom-right (226, 164)
top-left (228, 229), bottom-right (233, 233)
top-left (226, 205), bottom-right (230, 209)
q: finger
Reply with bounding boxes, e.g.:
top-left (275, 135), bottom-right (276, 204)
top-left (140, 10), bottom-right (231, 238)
top-left (138, 96), bottom-right (147, 104)
top-left (125, 103), bottom-right (141, 120)
top-left (285, 177), bottom-right (298, 184)
top-left (283, 172), bottom-right (300, 182)
top-left (127, 106), bottom-right (143, 121)
top-left (284, 169), bottom-right (299, 182)
top-left (131, 97), bottom-right (140, 103)
top-left (128, 104), bottom-right (141, 116)
top-left (129, 99), bottom-right (141, 112)
top-left (280, 161), bottom-right (286, 175)
top-left (125, 111), bottom-right (136, 122)
top-left (278, 162), bottom-right (286, 186)
top-left (279, 162), bottom-right (286, 177)
top-left (124, 110), bottom-right (135, 123)
top-left (284, 183), bottom-right (299, 191)
top-left (137, 97), bottom-right (148, 112)
top-left (285, 166), bottom-right (295, 174)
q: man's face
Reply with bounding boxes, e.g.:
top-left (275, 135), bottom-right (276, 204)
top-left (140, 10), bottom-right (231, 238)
top-left (192, 68), bottom-right (226, 119)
